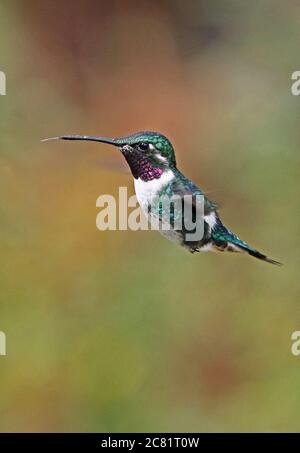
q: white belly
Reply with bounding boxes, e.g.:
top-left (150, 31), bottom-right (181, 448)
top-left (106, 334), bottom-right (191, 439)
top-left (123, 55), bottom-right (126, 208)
top-left (134, 170), bottom-right (174, 212)
top-left (134, 170), bottom-right (188, 247)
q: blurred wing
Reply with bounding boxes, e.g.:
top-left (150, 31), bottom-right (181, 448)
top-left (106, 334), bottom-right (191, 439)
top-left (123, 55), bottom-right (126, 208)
top-left (87, 157), bottom-right (130, 174)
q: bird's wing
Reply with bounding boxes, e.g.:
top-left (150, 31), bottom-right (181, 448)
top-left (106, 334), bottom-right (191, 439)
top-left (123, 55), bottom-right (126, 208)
top-left (155, 177), bottom-right (214, 247)
top-left (170, 178), bottom-right (217, 216)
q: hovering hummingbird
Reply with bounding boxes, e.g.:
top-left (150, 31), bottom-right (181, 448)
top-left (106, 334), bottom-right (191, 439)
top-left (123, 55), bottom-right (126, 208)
top-left (43, 131), bottom-right (281, 265)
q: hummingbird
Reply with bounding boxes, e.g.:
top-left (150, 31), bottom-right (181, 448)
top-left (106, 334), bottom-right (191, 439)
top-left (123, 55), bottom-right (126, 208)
top-left (43, 131), bottom-right (281, 265)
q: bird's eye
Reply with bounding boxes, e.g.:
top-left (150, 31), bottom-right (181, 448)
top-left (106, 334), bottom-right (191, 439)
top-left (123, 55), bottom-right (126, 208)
top-left (139, 142), bottom-right (149, 151)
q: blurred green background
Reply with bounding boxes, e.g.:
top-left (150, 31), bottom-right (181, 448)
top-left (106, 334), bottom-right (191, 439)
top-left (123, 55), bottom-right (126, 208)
top-left (0, 0), bottom-right (299, 432)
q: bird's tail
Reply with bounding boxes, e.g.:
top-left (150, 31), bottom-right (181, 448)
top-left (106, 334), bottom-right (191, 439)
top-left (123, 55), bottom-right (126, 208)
top-left (235, 243), bottom-right (282, 266)
top-left (212, 220), bottom-right (282, 266)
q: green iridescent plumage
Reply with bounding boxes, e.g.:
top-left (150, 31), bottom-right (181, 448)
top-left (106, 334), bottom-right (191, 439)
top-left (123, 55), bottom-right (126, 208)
top-left (114, 131), bottom-right (176, 166)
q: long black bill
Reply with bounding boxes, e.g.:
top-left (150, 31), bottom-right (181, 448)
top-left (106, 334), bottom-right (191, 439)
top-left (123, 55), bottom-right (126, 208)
top-left (41, 135), bottom-right (120, 146)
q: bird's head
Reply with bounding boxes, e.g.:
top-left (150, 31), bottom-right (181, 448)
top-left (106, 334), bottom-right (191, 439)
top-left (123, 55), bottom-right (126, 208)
top-left (113, 131), bottom-right (176, 168)
top-left (42, 131), bottom-right (176, 180)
